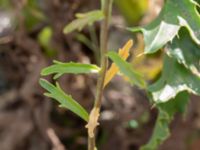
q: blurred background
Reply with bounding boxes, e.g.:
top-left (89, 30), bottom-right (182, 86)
top-left (0, 0), bottom-right (200, 150)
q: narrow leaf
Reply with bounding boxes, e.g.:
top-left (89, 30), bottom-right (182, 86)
top-left (39, 79), bottom-right (89, 121)
top-left (104, 39), bottom-right (133, 87)
top-left (107, 51), bottom-right (146, 88)
top-left (63, 10), bottom-right (104, 34)
top-left (41, 61), bottom-right (100, 79)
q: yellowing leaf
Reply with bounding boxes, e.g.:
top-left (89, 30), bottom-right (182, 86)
top-left (85, 40), bottom-right (133, 138)
top-left (103, 39), bottom-right (133, 87)
top-left (85, 107), bottom-right (100, 138)
top-left (107, 51), bottom-right (146, 88)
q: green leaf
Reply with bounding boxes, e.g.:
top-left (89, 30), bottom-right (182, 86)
top-left (39, 79), bottom-right (89, 121)
top-left (140, 92), bottom-right (189, 150)
top-left (63, 10), bottom-right (104, 34)
top-left (129, 0), bottom-right (200, 54)
top-left (41, 61), bottom-right (100, 79)
top-left (167, 28), bottom-right (200, 77)
top-left (148, 55), bottom-right (200, 103)
top-left (196, 0), bottom-right (200, 13)
top-left (107, 51), bottom-right (146, 88)
top-left (76, 33), bottom-right (95, 51)
top-left (38, 27), bottom-right (57, 57)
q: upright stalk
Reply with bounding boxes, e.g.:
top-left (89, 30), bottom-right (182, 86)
top-left (95, 0), bottom-right (112, 107)
top-left (88, 0), bottom-right (113, 150)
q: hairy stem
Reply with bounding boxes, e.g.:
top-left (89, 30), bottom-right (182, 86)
top-left (88, 0), bottom-right (113, 150)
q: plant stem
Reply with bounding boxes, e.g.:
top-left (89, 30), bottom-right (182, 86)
top-left (88, 0), bottom-right (113, 150)
top-left (95, 0), bottom-right (113, 107)
top-left (88, 136), bottom-right (95, 150)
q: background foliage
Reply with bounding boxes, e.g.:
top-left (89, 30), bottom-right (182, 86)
top-left (0, 0), bottom-right (199, 150)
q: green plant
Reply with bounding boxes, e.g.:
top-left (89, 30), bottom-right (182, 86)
top-left (39, 0), bottom-right (200, 150)
top-left (129, 0), bottom-right (200, 149)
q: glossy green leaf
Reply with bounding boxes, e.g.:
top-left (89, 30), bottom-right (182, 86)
top-left (41, 60), bottom-right (100, 79)
top-left (129, 0), bottom-right (200, 54)
top-left (167, 28), bottom-right (200, 77)
top-left (148, 55), bottom-right (200, 103)
top-left (63, 10), bottom-right (104, 34)
top-left (39, 79), bottom-right (89, 121)
top-left (107, 51), bottom-right (146, 88)
top-left (141, 92), bottom-right (189, 150)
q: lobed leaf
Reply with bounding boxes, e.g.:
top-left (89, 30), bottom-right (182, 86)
top-left (148, 55), bottom-right (200, 103)
top-left (63, 10), bottom-right (104, 34)
top-left (107, 51), bottom-right (146, 88)
top-left (41, 61), bottom-right (100, 79)
top-left (167, 28), bottom-right (200, 77)
top-left (141, 92), bottom-right (189, 150)
top-left (39, 79), bottom-right (89, 121)
top-left (129, 0), bottom-right (200, 54)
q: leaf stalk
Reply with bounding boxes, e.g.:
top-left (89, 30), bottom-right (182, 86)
top-left (87, 0), bottom-right (113, 149)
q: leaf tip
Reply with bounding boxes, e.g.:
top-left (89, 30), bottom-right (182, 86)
top-left (39, 78), bottom-right (46, 86)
